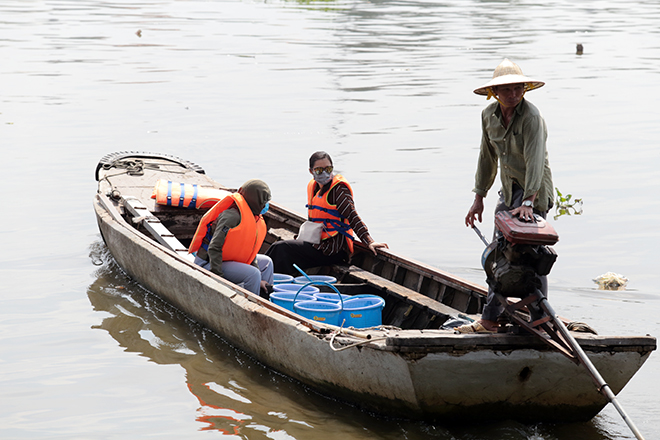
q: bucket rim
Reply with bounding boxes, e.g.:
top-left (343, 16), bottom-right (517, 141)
top-left (293, 275), bottom-right (337, 284)
top-left (342, 297), bottom-right (385, 311)
top-left (293, 300), bottom-right (342, 312)
top-left (270, 292), bottom-right (316, 301)
top-left (314, 292), bottom-right (353, 299)
top-left (273, 283), bottom-right (320, 292)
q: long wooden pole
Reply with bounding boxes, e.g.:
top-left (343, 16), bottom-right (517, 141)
top-left (541, 297), bottom-right (646, 440)
top-left (471, 228), bottom-right (645, 438)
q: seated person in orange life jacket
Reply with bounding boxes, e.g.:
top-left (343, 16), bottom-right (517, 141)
top-left (265, 151), bottom-right (388, 275)
top-left (189, 179), bottom-right (274, 297)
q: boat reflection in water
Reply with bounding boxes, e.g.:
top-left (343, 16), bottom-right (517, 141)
top-left (87, 242), bottom-right (331, 437)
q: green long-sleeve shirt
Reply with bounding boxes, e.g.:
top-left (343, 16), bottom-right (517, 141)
top-left (473, 99), bottom-right (554, 211)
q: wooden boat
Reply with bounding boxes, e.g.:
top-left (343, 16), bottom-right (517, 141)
top-left (93, 151), bottom-right (655, 423)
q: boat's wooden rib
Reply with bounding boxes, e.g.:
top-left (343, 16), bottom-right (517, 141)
top-left (121, 196), bottom-right (195, 262)
top-left (336, 265), bottom-right (457, 328)
top-left (93, 151), bottom-right (656, 423)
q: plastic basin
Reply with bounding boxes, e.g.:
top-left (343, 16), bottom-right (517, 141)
top-left (339, 296), bottom-right (385, 328)
top-left (293, 300), bottom-right (342, 326)
top-left (273, 273), bottom-right (294, 284)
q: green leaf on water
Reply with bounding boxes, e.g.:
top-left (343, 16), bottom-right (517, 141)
top-left (554, 187), bottom-right (583, 220)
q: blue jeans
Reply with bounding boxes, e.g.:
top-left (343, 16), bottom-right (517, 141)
top-left (194, 254), bottom-right (274, 295)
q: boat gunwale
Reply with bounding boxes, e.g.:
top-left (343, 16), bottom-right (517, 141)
top-left (94, 189), bottom-right (656, 355)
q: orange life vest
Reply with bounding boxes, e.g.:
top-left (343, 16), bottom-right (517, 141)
top-left (306, 175), bottom-right (355, 253)
top-left (188, 193), bottom-right (266, 264)
top-left (151, 179), bottom-right (231, 209)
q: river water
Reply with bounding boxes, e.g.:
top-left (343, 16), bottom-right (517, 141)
top-left (1, 0), bottom-right (659, 439)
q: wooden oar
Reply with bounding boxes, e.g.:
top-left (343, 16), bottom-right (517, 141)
top-left (472, 225), bottom-right (490, 246)
top-left (538, 297), bottom-right (646, 440)
top-left (471, 229), bottom-right (645, 439)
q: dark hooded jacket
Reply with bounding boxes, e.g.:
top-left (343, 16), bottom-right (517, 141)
top-left (201, 179), bottom-right (271, 276)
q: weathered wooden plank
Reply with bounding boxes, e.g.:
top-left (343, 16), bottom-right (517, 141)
top-left (351, 241), bottom-right (488, 297)
top-left (422, 278), bottom-right (442, 301)
top-left (387, 332), bottom-right (657, 352)
top-left (344, 266), bottom-right (457, 321)
top-left (268, 227), bottom-right (297, 242)
top-left (385, 303), bottom-right (415, 328)
top-left (122, 196), bottom-right (195, 262)
top-left (446, 286), bottom-right (471, 313)
top-left (402, 269), bottom-right (420, 291)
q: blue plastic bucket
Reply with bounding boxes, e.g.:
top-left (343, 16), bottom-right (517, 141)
top-left (293, 275), bottom-right (337, 285)
top-left (273, 283), bottom-right (320, 295)
top-left (339, 296), bottom-right (385, 328)
top-left (273, 273), bottom-right (294, 284)
top-left (293, 300), bottom-right (342, 325)
top-left (270, 291), bottom-right (316, 311)
top-left (314, 292), bottom-right (353, 303)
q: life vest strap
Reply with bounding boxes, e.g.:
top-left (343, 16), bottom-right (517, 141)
top-left (307, 203), bottom-right (355, 241)
top-left (307, 203), bottom-right (342, 218)
top-left (308, 216), bottom-right (355, 241)
top-left (179, 183), bottom-right (185, 207)
top-left (200, 221), bottom-right (214, 251)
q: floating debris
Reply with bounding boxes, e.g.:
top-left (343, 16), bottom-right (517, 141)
top-left (554, 187), bottom-right (583, 220)
top-left (576, 43), bottom-right (583, 55)
top-left (136, 29), bottom-right (142, 38)
top-left (593, 272), bottom-right (628, 290)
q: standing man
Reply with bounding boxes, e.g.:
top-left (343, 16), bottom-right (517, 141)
top-left (458, 58), bottom-right (554, 333)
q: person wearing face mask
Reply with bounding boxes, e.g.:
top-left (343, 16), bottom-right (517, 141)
top-left (457, 59), bottom-right (554, 334)
top-left (265, 151), bottom-right (388, 276)
top-left (189, 179), bottom-right (274, 297)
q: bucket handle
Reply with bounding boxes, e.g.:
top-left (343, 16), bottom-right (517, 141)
top-left (293, 281), bottom-right (344, 311)
top-left (293, 263), bottom-right (314, 283)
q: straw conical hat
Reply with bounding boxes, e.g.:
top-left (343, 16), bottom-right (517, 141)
top-left (473, 59), bottom-right (545, 96)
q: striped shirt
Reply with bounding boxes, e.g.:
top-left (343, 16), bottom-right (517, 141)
top-left (311, 181), bottom-right (373, 256)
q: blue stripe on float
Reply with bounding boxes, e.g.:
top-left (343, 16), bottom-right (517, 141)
top-left (179, 183), bottom-right (185, 207)
top-left (190, 184), bottom-right (198, 209)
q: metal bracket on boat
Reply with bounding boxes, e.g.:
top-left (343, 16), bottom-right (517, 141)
top-left (497, 290), bottom-right (647, 440)
top-left (121, 196), bottom-right (195, 263)
top-left (497, 291), bottom-right (577, 361)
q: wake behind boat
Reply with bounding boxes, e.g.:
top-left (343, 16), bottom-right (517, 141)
top-left (93, 151), bottom-right (655, 423)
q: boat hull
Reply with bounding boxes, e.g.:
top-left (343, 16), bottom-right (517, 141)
top-left (94, 191), bottom-right (653, 422)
